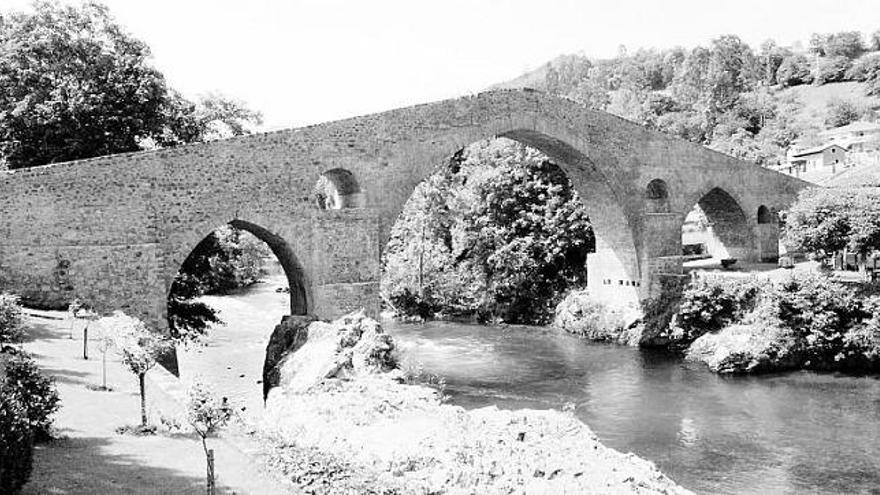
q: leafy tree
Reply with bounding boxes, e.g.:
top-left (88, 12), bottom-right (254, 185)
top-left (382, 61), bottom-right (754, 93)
top-left (758, 39), bottom-right (790, 85)
top-left (845, 53), bottom-right (880, 81)
top-left (102, 312), bottom-right (170, 427)
top-left (783, 188), bottom-right (880, 261)
top-left (823, 31), bottom-right (866, 59)
top-left (872, 30), bottom-right (880, 51)
top-left (776, 54), bottom-right (813, 87)
top-left (457, 141), bottom-right (594, 323)
top-left (383, 139), bottom-right (594, 324)
top-left (0, 1), bottom-right (262, 169)
top-left (813, 56), bottom-right (852, 85)
top-left (186, 380), bottom-right (232, 495)
top-left (825, 98), bottom-right (862, 128)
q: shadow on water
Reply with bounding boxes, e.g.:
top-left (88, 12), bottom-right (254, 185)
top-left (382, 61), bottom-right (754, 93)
top-left (387, 319), bottom-right (880, 495)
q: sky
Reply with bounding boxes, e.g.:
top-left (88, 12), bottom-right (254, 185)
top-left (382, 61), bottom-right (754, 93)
top-left (4, 0), bottom-right (879, 129)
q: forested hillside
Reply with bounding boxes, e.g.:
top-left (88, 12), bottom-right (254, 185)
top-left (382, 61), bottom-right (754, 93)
top-left (494, 31), bottom-right (880, 166)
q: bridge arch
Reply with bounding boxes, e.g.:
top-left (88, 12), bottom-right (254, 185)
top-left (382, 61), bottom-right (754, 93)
top-left (682, 186), bottom-right (753, 261)
top-left (378, 121), bottom-right (643, 306)
top-left (166, 218), bottom-right (311, 318)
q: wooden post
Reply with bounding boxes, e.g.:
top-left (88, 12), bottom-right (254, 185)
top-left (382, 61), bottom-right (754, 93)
top-left (82, 325), bottom-right (88, 360)
top-left (206, 449), bottom-right (215, 495)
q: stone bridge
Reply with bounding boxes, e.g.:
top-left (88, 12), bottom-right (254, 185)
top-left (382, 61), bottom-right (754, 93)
top-left (0, 90), bottom-right (808, 336)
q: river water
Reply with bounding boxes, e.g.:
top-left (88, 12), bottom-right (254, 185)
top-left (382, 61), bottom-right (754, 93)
top-left (386, 321), bottom-right (880, 495)
top-left (182, 273), bottom-right (880, 494)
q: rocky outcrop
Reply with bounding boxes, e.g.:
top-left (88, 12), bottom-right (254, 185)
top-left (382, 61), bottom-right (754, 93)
top-left (269, 311), bottom-right (395, 397)
top-left (262, 315), bottom-right (315, 400)
top-left (685, 324), bottom-right (802, 374)
top-left (553, 290), bottom-right (643, 345)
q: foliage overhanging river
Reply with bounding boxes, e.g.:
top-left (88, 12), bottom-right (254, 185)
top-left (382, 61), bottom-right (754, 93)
top-left (386, 320), bottom-right (880, 495)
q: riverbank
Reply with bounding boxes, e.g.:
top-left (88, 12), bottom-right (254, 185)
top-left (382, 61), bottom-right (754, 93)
top-left (260, 312), bottom-right (691, 494)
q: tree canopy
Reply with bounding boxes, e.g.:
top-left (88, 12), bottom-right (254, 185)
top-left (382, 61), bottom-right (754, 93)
top-left (0, 1), bottom-right (261, 169)
top-left (783, 187), bottom-right (880, 259)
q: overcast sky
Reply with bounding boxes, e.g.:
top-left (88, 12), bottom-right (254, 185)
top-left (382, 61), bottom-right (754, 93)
top-left (5, 0), bottom-right (879, 129)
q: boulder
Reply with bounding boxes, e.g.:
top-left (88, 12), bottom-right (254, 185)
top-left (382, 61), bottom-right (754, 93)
top-left (553, 290), bottom-right (642, 345)
top-left (262, 315), bottom-right (316, 400)
top-left (685, 323), bottom-right (802, 374)
top-left (272, 311), bottom-right (397, 396)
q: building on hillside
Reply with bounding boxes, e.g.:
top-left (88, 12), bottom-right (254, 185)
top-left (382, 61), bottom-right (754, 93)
top-left (778, 143), bottom-right (847, 178)
top-left (819, 121), bottom-right (880, 152)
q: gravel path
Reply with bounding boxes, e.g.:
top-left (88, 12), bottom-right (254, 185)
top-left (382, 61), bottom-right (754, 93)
top-left (19, 313), bottom-right (295, 495)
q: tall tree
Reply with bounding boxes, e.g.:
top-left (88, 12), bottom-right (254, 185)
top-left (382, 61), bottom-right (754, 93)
top-left (0, 1), bottom-right (262, 168)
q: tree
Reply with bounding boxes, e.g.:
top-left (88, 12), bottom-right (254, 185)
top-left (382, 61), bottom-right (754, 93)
top-left (186, 380), bottom-right (232, 495)
top-left (457, 141), bottom-right (594, 323)
top-left (813, 56), bottom-right (852, 85)
top-left (776, 54), bottom-right (813, 87)
top-left (102, 312), bottom-right (170, 428)
top-left (784, 188), bottom-right (852, 260)
top-left (0, 1), bottom-right (262, 169)
top-left (825, 98), bottom-right (862, 128)
top-left (783, 188), bottom-right (880, 261)
top-left (824, 31), bottom-right (866, 59)
top-left (758, 39), bottom-right (790, 85)
top-left (872, 30), bottom-right (880, 51)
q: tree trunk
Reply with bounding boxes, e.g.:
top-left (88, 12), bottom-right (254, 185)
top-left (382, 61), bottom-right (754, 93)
top-left (138, 373), bottom-right (147, 427)
top-left (82, 325), bottom-right (89, 360)
top-left (102, 351), bottom-right (107, 389)
top-left (202, 436), bottom-right (215, 495)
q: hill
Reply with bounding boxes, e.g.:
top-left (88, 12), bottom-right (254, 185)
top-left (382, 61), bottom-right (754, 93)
top-left (780, 81), bottom-right (880, 131)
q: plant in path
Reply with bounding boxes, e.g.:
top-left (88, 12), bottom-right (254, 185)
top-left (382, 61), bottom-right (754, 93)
top-left (0, 294), bottom-right (24, 344)
top-left (186, 379), bottom-right (233, 495)
top-left (101, 311), bottom-right (170, 428)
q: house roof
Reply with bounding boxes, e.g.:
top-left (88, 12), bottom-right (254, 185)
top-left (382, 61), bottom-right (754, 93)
top-left (820, 121), bottom-right (880, 136)
top-left (791, 143), bottom-right (846, 158)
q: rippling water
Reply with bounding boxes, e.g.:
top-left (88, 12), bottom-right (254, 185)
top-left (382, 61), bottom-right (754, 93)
top-left (387, 321), bottom-right (880, 495)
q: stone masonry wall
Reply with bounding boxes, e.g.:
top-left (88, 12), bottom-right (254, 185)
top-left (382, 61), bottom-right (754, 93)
top-left (0, 90), bottom-right (810, 332)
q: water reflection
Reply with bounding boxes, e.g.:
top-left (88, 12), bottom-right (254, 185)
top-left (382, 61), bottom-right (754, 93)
top-left (387, 320), bottom-right (880, 495)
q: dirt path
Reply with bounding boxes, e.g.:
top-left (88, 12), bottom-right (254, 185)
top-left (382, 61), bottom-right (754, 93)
top-left (19, 313), bottom-right (295, 495)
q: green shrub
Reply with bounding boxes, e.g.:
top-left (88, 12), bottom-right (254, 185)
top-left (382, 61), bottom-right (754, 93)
top-left (813, 56), bottom-right (852, 85)
top-left (668, 277), bottom-right (759, 346)
top-left (1, 351), bottom-right (61, 440)
top-left (757, 274), bottom-right (867, 363)
top-left (0, 294), bottom-right (24, 344)
top-left (0, 389), bottom-right (33, 494)
top-left (640, 276), bottom-right (687, 346)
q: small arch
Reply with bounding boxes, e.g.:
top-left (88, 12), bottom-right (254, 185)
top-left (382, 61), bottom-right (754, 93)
top-left (645, 179), bottom-right (670, 213)
top-left (314, 168), bottom-right (364, 209)
top-left (757, 205), bottom-right (773, 224)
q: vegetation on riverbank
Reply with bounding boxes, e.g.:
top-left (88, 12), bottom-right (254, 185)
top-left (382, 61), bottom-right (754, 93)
top-left (660, 274), bottom-right (880, 373)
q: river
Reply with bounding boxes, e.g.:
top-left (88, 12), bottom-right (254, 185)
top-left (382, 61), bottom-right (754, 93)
top-left (180, 274), bottom-right (880, 495)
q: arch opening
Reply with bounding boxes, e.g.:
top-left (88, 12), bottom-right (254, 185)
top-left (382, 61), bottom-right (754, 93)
top-left (314, 168), bottom-right (364, 209)
top-left (757, 205), bottom-right (773, 224)
top-left (381, 135), bottom-right (640, 325)
top-left (165, 219), bottom-right (310, 415)
top-left (645, 179), bottom-right (670, 213)
top-left (682, 187), bottom-right (752, 264)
